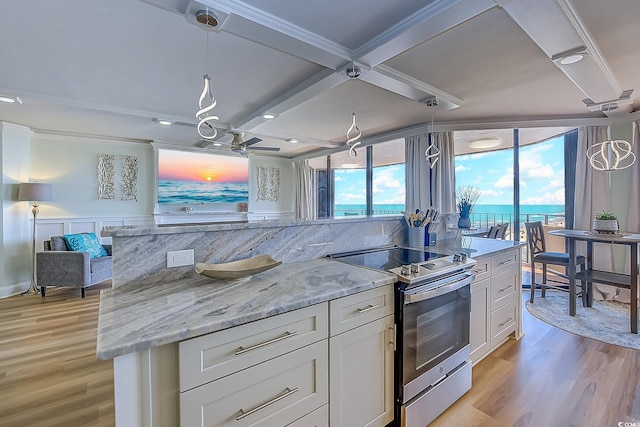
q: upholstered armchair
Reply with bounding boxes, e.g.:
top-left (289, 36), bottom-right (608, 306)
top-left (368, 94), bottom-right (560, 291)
top-left (36, 235), bottom-right (112, 298)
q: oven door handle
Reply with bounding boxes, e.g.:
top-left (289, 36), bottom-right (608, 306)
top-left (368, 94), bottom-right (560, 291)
top-left (404, 273), bottom-right (474, 304)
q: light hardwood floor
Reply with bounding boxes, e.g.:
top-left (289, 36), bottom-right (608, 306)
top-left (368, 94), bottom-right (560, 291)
top-left (1, 284), bottom-right (639, 427)
top-left (430, 291), bottom-right (640, 427)
top-left (0, 282), bottom-right (114, 427)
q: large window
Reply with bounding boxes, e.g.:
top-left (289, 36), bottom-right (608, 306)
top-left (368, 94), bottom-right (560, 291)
top-left (372, 141), bottom-right (405, 214)
top-left (308, 139), bottom-right (405, 217)
top-left (453, 127), bottom-right (574, 240)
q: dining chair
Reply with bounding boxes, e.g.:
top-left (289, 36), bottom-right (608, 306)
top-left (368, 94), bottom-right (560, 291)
top-left (525, 221), bottom-right (588, 305)
top-left (487, 223), bottom-right (509, 239)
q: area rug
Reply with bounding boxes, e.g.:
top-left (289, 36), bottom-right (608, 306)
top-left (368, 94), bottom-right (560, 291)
top-left (525, 293), bottom-right (640, 350)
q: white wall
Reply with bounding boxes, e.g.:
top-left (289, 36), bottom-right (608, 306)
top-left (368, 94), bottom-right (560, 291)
top-left (0, 130), bottom-right (297, 297)
top-left (249, 156), bottom-right (294, 217)
top-left (30, 133), bottom-right (155, 218)
top-left (1, 123), bottom-right (33, 296)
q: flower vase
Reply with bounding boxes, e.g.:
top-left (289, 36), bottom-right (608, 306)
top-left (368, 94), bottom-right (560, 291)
top-left (458, 216), bottom-right (471, 229)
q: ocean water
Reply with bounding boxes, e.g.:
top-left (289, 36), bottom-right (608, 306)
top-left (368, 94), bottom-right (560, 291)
top-left (335, 203), bottom-right (565, 219)
top-left (158, 180), bottom-right (248, 204)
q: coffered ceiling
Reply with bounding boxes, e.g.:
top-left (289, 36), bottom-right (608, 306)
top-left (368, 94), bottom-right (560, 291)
top-left (0, 0), bottom-right (638, 159)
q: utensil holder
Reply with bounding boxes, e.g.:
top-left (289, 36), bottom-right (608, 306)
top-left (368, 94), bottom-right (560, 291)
top-left (407, 227), bottom-right (425, 248)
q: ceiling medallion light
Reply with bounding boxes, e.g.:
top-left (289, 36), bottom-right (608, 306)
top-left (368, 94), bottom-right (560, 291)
top-left (196, 10), bottom-right (219, 28)
top-left (587, 140), bottom-right (636, 172)
top-left (469, 138), bottom-right (501, 149)
top-left (345, 65), bottom-right (362, 158)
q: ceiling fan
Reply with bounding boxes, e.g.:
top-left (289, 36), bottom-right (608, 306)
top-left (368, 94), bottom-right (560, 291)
top-left (230, 133), bottom-right (280, 155)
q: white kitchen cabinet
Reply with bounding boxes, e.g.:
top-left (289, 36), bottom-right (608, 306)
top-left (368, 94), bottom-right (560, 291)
top-left (470, 277), bottom-right (490, 362)
top-left (286, 405), bottom-right (328, 427)
top-left (180, 340), bottom-right (328, 427)
top-left (177, 284), bottom-right (394, 427)
top-left (179, 302), bottom-right (328, 392)
top-left (470, 247), bottom-right (522, 365)
top-left (329, 285), bottom-right (395, 427)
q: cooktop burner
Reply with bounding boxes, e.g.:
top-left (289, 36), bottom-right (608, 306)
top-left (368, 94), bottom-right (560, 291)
top-left (328, 245), bottom-right (476, 286)
top-left (327, 245), bottom-right (447, 271)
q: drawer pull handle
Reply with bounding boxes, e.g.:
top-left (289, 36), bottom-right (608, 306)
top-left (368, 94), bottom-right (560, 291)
top-left (235, 331), bottom-right (298, 356)
top-left (236, 387), bottom-right (299, 420)
top-left (472, 268), bottom-right (484, 274)
top-left (499, 259), bottom-right (514, 266)
top-left (357, 304), bottom-right (380, 314)
top-left (499, 317), bottom-right (514, 327)
top-left (498, 285), bottom-right (512, 293)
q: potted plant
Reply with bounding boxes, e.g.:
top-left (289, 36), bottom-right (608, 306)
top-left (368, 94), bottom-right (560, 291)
top-left (456, 185), bottom-right (481, 229)
top-left (593, 210), bottom-right (619, 233)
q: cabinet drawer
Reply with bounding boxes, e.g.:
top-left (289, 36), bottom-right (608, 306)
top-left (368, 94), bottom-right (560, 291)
top-left (287, 404), bottom-right (328, 426)
top-left (329, 285), bottom-right (394, 336)
top-left (490, 269), bottom-right (518, 310)
top-left (180, 340), bottom-right (328, 427)
top-left (492, 250), bottom-right (519, 275)
top-left (470, 257), bottom-right (492, 282)
top-left (179, 302), bottom-right (328, 392)
top-left (490, 299), bottom-right (517, 347)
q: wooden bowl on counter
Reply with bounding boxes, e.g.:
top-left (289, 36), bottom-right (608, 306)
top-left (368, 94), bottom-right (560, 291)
top-left (195, 255), bottom-right (282, 280)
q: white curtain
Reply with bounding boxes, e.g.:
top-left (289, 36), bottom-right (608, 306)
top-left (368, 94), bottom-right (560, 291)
top-left (430, 131), bottom-right (456, 213)
top-left (293, 160), bottom-right (316, 220)
top-left (628, 121), bottom-right (640, 234)
top-left (405, 134), bottom-right (431, 212)
top-left (574, 125), bottom-right (639, 301)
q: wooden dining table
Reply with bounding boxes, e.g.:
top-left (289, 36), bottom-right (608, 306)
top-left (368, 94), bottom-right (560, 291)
top-left (548, 229), bottom-right (640, 333)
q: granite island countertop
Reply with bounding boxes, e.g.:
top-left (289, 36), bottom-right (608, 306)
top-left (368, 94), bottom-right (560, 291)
top-left (96, 257), bottom-right (396, 360)
top-left (426, 236), bottom-right (525, 258)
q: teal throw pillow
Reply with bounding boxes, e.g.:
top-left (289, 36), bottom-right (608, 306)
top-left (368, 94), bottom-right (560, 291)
top-left (63, 233), bottom-right (108, 259)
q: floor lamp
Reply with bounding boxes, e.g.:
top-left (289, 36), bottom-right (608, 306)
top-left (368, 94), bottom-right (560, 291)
top-left (18, 182), bottom-right (53, 296)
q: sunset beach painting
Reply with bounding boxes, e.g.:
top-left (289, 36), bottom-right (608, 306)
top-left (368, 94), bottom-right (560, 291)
top-left (157, 149), bottom-right (249, 204)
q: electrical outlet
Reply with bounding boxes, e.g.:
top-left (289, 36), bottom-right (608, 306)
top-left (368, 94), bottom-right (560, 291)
top-left (167, 249), bottom-right (195, 268)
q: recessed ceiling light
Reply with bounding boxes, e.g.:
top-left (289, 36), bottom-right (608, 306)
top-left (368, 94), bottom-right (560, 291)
top-left (340, 163), bottom-right (362, 169)
top-left (262, 113), bottom-right (277, 119)
top-left (469, 138), bottom-right (500, 149)
top-left (559, 54), bottom-right (584, 65)
top-left (286, 138), bottom-right (299, 143)
top-left (157, 120), bottom-right (172, 126)
top-left (213, 142), bottom-right (222, 146)
top-left (0, 95), bottom-right (21, 104)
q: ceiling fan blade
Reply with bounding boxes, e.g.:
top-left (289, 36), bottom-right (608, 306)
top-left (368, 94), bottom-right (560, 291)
top-left (248, 146), bottom-right (281, 151)
top-left (242, 137), bottom-right (262, 147)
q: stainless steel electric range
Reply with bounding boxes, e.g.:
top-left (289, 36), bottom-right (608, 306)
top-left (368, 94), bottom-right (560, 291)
top-left (329, 245), bottom-right (476, 427)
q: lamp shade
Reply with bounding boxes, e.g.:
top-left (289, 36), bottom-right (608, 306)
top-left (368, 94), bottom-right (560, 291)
top-left (18, 183), bottom-right (53, 202)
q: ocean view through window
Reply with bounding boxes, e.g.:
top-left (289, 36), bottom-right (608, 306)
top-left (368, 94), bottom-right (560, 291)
top-left (455, 132), bottom-right (568, 239)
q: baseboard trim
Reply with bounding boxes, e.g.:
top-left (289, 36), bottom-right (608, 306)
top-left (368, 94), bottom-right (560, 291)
top-left (0, 281), bottom-right (29, 299)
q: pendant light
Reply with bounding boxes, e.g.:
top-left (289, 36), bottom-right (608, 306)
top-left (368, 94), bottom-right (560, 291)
top-left (424, 111), bottom-right (440, 169)
top-left (196, 16), bottom-right (219, 140)
top-left (586, 139), bottom-right (636, 171)
top-left (345, 65), bottom-right (362, 158)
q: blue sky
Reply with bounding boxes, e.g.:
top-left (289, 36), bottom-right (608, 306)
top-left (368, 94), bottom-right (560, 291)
top-left (334, 136), bottom-right (565, 206)
top-left (334, 164), bottom-right (406, 205)
top-left (455, 136), bottom-right (565, 205)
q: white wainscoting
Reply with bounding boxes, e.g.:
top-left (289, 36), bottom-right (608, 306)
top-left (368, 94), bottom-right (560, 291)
top-left (36, 215), bottom-right (155, 250)
top-left (1, 215), bottom-right (155, 298)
